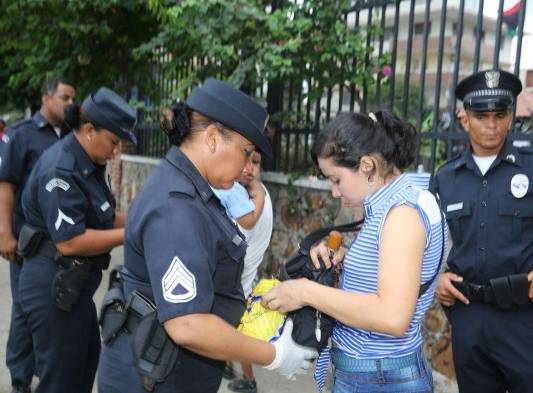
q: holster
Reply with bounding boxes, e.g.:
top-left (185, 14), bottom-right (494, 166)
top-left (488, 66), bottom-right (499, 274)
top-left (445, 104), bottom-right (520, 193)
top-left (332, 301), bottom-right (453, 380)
top-left (51, 261), bottom-right (91, 312)
top-left (128, 291), bottom-right (181, 392)
top-left (99, 265), bottom-right (127, 344)
top-left (452, 273), bottom-right (530, 310)
top-left (17, 224), bottom-right (45, 259)
top-left (100, 287), bottom-right (181, 391)
top-left (490, 273), bottom-right (529, 310)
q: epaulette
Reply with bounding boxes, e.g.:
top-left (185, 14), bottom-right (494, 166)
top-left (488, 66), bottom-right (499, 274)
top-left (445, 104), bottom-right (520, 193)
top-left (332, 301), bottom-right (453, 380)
top-left (168, 175), bottom-right (196, 198)
top-left (6, 119), bottom-right (34, 134)
top-left (436, 153), bottom-right (463, 172)
top-left (56, 152), bottom-right (76, 172)
top-left (516, 145), bottom-right (533, 154)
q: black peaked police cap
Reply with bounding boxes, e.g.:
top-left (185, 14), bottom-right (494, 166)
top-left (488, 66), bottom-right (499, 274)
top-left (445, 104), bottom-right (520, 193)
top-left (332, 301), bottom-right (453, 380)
top-left (186, 78), bottom-right (273, 159)
top-left (455, 69), bottom-right (522, 112)
top-left (82, 87), bottom-right (137, 144)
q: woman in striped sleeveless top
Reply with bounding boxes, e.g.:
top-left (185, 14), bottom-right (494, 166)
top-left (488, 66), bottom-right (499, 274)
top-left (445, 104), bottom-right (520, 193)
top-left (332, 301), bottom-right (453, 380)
top-left (263, 111), bottom-right (446, 392)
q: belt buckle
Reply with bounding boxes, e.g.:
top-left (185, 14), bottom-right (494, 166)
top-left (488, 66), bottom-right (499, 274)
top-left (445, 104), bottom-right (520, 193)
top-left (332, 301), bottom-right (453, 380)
top-left (468, 283), bottom-right (485, 302)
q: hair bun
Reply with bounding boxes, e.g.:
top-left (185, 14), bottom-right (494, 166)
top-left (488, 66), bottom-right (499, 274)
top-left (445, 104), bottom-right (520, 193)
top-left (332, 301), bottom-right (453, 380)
top-left (375, 110), bottom-right (419, 170)
top-left (160, 102), bottom-right (191, 146)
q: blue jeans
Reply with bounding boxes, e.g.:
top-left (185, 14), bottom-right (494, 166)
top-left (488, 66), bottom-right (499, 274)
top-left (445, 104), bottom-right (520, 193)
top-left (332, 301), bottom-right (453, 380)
top-left (332, 347), bottom-right (433, 393)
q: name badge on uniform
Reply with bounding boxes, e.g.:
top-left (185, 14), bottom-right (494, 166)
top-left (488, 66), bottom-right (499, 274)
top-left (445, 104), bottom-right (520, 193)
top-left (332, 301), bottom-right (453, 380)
top-left (446, 202), bottom-right (463, 212)
top-left (100, 201), bottom-right (111, 212)
top-left (511, 174), bottom-right (529, 199)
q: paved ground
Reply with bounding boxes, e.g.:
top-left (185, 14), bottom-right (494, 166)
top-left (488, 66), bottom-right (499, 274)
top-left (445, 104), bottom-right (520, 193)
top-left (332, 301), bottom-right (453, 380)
top-left (0, 247), bottom-right (458, 393)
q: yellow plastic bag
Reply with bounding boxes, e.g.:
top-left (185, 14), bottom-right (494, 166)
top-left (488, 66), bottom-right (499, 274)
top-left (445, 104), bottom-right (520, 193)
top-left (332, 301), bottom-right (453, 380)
top-left (237, 278), bottom-right (286, 342)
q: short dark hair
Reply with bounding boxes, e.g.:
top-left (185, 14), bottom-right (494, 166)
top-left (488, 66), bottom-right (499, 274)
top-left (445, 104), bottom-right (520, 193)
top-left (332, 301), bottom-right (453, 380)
top-left (41, 77), bottom-right (74, 96)
top-left (0, 119), bottom-right (6, 126)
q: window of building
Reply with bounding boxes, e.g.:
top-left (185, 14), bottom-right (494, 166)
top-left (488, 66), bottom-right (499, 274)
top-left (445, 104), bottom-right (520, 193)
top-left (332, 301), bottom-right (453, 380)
top-left (415, 22), bottom-right (430, 35)
top-left (384, 26), bottom-right (395, 41)
top-left (473, 26), bottom-right (485, 41)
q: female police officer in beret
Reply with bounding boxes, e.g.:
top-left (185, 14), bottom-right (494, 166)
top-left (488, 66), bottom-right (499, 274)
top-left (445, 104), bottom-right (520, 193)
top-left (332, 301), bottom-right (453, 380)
top-left (98, 78), bottom-right (316, 393)
top-left (17, 87), bottom-right (136, 393)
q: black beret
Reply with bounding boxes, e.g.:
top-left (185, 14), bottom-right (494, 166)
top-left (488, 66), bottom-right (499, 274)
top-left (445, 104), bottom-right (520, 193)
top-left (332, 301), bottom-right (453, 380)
top-left (186, 78), bottom-right (272, 159)
top-left (82, 87), bottom-right (137, 144)
top-left (455, 70), bottom-right (522, 112)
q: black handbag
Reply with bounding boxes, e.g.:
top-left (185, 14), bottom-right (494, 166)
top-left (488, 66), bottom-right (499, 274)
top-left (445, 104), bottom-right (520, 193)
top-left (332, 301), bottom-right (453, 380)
top-left (279, 213), bottom-right (445, 352)
top-left (278, 220), bottom-right (364, 352)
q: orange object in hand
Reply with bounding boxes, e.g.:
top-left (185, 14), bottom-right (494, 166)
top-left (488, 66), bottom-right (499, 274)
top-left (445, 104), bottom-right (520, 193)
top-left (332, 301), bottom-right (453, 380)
top-left (327, 230), bottom-right (344, 258)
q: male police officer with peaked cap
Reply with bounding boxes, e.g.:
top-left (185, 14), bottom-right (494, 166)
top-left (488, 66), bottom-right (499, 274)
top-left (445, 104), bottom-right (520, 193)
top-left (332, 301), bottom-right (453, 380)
top-left (0, 78), bottom-right (75, 393)
top-left (98, 78), bottom-right (316, 393)
top-left (432, 70), bottom-right (533, 393)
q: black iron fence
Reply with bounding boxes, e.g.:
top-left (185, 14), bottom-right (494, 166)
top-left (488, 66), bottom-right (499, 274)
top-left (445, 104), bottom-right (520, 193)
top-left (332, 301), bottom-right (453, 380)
top-left (133, 0), bottom-right (530, 174)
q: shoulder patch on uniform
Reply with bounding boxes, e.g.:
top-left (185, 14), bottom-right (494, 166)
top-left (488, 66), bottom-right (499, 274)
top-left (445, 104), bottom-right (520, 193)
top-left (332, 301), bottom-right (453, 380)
top-left (161, 256), bottom-right (197, 303)
top-left (46, 178), bottom-right (70, 192)
top-left (55, 208), bottom-right (75, 230)
top-left (1, 134), bottom-right (9, 144)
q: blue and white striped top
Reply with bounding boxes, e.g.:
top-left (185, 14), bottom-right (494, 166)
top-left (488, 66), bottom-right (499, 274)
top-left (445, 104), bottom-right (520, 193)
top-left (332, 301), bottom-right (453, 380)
top-left (314, 172), bottom-right (446, 390)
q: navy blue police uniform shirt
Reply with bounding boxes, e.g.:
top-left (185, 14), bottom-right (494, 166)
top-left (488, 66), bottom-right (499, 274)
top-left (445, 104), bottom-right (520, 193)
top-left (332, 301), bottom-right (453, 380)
top-left (432, 139), bottom-right (533, 284)
top-left (0, 112), bottom-right (65, 237)
top-left (21, 132), bottom-right (116, 244)
top-left (122, 146), bottom-right (247, 326)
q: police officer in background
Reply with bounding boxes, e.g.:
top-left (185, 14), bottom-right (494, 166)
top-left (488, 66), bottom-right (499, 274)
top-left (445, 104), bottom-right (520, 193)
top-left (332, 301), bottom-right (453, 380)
top-left (432, 70), bottom-right (533, 393)
top-left (0, 78), bottom-right (75, 393)
top-left (98, 78), bottom-right (316, 393)
top-left (18, 87), bottom-right (135, 393)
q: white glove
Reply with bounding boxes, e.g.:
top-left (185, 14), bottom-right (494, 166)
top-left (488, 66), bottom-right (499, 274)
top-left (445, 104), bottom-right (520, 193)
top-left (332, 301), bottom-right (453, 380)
top-left (264, 318), bottom-right (318, 380)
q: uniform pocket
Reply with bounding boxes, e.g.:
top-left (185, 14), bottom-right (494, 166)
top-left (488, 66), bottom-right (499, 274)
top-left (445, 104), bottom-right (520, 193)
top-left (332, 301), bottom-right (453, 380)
top-left (92, 199), bottom-right (115, 228)
top-left (212, 238), bottom-right (247, 324)
top-left (498, 196), bottom-right (533, 241)
top-left (445, 202), bottom-right (472, 242)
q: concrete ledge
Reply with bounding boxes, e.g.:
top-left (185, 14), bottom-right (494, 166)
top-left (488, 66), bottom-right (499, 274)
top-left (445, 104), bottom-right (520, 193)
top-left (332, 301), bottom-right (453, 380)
top-left (121, 154), bottom-right (161, 166)
top-left (262, 171), bottom-right (331, 191)
top-left (119, 155), bottom-right (332, 192)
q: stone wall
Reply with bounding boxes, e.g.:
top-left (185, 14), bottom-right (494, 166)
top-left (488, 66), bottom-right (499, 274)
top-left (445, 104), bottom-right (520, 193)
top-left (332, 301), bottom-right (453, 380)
top-left (113, 154), bottom-right (455, 382)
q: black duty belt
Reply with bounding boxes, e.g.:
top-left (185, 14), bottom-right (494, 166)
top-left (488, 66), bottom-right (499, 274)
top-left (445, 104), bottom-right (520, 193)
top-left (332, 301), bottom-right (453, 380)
top-left (452, 273), bottom-right (530, 310)
top-left (34, 238), bottom-right (109, 272)
top-left (34, 238), bottom-right (61, 261)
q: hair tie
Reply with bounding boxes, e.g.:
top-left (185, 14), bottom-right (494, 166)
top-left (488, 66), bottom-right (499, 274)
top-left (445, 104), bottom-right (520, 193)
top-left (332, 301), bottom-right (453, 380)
top-left (368, 112), bottom-right (378, 123)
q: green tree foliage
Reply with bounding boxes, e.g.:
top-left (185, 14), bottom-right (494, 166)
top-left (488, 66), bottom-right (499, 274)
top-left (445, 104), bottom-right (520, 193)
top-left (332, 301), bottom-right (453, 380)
top-left (0, 0), bottom-right (159, 111)
top-left (141, 0), bottom-right (375, 105)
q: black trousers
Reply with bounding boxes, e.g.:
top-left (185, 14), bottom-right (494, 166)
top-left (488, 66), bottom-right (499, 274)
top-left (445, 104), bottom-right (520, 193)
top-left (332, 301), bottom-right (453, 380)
top-left (19, 257), bottom-right (101, 393)
top-left (99, 331), bottom-right (225, 393)
top-left (449, 302), bottom-right (533, 393)
top-left (6, 261), bottom-right (35, 386)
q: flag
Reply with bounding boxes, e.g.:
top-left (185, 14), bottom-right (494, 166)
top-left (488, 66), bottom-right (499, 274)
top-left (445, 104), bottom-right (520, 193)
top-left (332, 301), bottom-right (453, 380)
top-left (503, 1), bottom-right (523, 37)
